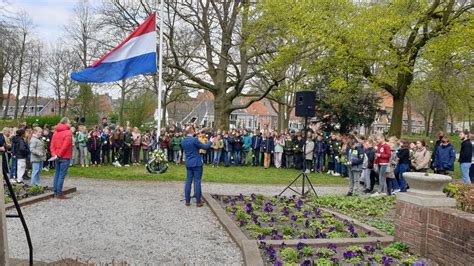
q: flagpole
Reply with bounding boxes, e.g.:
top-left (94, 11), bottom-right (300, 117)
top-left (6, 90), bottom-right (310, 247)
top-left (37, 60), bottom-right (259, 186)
top-left (156, 0), bottom-right (164, 135)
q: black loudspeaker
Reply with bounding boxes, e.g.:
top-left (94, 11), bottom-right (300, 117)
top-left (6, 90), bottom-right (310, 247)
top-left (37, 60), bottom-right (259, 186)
top-left (295, 91), bottom-right (316, 117)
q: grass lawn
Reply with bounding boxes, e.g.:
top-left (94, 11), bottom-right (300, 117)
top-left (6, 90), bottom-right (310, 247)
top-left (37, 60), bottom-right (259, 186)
top-left (54, 161), bottom-right (463, 185)
top-left (61, 164), bottom-right (348, 186)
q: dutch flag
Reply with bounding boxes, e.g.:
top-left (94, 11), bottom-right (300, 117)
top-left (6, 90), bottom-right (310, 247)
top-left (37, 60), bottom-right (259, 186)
top-left (71, 13), bottom-right (157, 83)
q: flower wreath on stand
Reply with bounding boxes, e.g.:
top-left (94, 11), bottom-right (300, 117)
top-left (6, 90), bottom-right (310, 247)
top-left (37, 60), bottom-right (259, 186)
top-left (146, 148), bottom-right (169, 174)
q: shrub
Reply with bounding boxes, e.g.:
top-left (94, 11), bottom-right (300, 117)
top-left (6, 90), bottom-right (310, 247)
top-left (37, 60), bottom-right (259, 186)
top-left (444, 182), bottom-right (474, 213)
top-left (25, 116), bottom-right (61, 127)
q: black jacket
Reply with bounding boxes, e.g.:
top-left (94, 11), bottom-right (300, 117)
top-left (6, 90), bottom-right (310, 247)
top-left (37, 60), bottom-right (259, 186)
top-left (459, 139), bottom-right (473, 163)
top-left (12, 136), bottom-right (29, 159)
top-left (397, 148), bottom-right (411, 165)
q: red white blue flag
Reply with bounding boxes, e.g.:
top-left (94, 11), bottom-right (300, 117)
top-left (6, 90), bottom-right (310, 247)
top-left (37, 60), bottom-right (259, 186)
top-left (71, 13), bottom-right (157, 83)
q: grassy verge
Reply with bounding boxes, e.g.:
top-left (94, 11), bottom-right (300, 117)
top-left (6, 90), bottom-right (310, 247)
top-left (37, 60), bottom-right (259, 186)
top-left (56, 164), bottom-right (348, 186)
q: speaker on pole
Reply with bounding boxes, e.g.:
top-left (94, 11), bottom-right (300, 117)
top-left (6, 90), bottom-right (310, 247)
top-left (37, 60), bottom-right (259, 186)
top-left (295, 91), bottom-right (316, 117)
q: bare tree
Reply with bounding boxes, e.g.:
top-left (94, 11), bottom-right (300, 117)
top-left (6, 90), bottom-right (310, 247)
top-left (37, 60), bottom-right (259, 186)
top-left (12, 11), bottom-right (34, 119)
top-left (47, 45), bottom-right (79, 116)
top-left (33, 42), bottom-right (43, 116)
top-left (102, 0), bottom-right (281, 130)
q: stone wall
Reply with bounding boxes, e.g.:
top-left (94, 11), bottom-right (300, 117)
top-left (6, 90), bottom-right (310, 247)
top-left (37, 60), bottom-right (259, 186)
top-left (395, 200), bottom-right (474, 265)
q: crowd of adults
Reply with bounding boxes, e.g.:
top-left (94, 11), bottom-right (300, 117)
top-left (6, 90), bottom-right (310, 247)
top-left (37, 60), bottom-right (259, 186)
top-left (0, 116), bottom-right (473, 198)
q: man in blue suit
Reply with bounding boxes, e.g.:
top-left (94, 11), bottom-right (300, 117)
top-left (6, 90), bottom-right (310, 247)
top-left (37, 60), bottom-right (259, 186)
top-left (181, 126), bottom-right (214, 207)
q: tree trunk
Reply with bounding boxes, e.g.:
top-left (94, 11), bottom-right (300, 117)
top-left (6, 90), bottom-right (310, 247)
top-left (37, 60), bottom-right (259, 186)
top-left (214, 94), bottom-right (232, 130)
top-left (449, 112), bottom-right (455, 135)
top-left (431, 93), bottom-right (447, 137)
top-left (277, 102), bottom-right (284, 132)
top-left (425, 105), bottom-right (434, 137)
top-left (21, 63), bottom-right (34, 118)
top-left (119, 87), bottom-right (125, 125)
top-left (388, 95), bottom-right (405, 138)
top-left (3, 75), bottom-right (14, 119)
top-left (14, 33), bottom-right (27, 119)
top-left (0, 74), bottom-right (4, 111)
top-left (34, 66), bottom-right (40, 116)
top-left (406, 97), bottom-right (412, 135)
top-left (161, 100), bottom-right (167, 129)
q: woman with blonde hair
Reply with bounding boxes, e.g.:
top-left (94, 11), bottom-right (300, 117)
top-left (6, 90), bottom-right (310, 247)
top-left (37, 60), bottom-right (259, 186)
top-left (77, 125), bottom-right (89, 167)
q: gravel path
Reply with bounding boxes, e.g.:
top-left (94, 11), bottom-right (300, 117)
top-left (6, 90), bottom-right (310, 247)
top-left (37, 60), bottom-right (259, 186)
top-left (6, 177), bottom-right (345, 264)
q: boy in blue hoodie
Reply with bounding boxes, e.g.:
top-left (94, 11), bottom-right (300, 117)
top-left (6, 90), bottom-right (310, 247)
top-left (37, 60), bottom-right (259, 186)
top-left (433, 136), bottom-right (456, 175)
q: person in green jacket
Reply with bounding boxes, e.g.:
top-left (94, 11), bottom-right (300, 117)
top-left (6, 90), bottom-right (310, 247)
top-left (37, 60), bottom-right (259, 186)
top-left (241, 129), bottom-right (252, 166)
top-left (170, 132), bottom-right (183, 165)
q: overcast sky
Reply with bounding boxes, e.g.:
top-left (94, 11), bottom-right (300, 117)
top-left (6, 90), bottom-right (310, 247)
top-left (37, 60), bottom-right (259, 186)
top-left (5, 0), bottom-right (75, 43)
top-left (3, 1), bottom-right (123, 98)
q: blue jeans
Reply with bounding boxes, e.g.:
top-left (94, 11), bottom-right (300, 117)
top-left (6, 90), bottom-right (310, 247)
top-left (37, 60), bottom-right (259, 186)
top-left (185, 166), bottom-right (203, 203)
top-left (393, 163), bottom-right (409, 192)
top-left (31, 161), bottom-right (43, 186)
top-left (314, 153), bottom-right (325, 171)
top-left (224, 151), bottom-right (232, 166)
top-left (213, 150), bottom-right (222, 165)
top-left (53, 159), bottom-right (70, 195)
top-left (9, 156), bottom-right (16, 179)
top-left (460, 163), bottom-right (472, 184)
top-left (252, 150), bottom-right (260, 166)
top-left (335, 161), bottom-right (342, 174)
top-left (234, 151), bottom-right (241, 165)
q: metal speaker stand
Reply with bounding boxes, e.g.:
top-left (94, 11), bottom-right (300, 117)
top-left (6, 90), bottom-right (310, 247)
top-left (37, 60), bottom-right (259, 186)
top-left (279, 116), bottom-right (318, 198)
top-left (4, 172), bottom-right (33, 266)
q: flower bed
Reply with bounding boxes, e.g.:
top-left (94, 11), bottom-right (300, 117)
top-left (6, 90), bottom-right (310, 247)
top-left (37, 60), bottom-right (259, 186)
top-left (4, 183), bottom-right (52, 204)
top-left (259, 241), bottom-right (428, 265)
top-left (213, 194), bottom-right (374, 241)
top-left (312, 195), bottom-right (396, 235)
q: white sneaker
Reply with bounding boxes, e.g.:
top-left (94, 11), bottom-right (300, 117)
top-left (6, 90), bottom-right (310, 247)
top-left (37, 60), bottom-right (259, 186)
top-left (9, 179), bottom-right (17, 184)
top-left (124, 164), bottom-right (130, 167)
top-left (113, 161), bottom-right (122, 167)
top-left (326, 170), bottom-right (333, 175)
top-left (392, 189), bottom-right (401, 194)
top-left (333, 173), bottom-right (341, 176)
top-left (370, 192), bottom-right (382, 197)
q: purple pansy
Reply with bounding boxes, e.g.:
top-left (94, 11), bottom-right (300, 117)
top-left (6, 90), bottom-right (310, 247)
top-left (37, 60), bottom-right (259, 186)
top-left (301, 259), bottom-right (312, 266)
top-left (290, 215), bottom-right (298, 221)
top-left (264, 205), bottom-right (274, 213)
top-left (364, 244), bottom-right (376, 253)
top-left (251, 193), bottom-right (256, 200)
top-left (304, 220), bottom-right (310, 228)
top-left (273, 260), bottom-right (283, 266)
top-left (382, 256), bottom-right (394, 264)
top-left (296, 242), bottom-right (307, 250)
top-left (327, 243), bottom-right (337, 250)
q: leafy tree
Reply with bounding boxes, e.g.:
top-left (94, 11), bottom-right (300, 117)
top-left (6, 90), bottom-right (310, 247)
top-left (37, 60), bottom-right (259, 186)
top-left (254, 0), bottom-right (474, 137)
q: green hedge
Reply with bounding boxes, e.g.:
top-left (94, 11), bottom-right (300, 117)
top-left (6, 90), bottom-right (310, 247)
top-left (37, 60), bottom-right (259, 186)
top-left (24, 116), bottom-right (61, 127)
top-left (0, 116), bottom-right (62, 129)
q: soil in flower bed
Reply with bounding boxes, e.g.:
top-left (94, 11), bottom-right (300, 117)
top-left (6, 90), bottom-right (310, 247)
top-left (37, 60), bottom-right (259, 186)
top-left (4, 183), bottom-right (52, 204)
top-left (259, 241), bottom-right (430, 266)
top-left (212, 194), bottom-right (373, 240)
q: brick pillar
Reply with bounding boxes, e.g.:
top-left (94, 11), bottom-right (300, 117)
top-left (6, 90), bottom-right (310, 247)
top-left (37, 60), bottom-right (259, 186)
top-left (394, 200), bottom-right (429, 255)
top-left (394, 193), bottom-right (456, 257)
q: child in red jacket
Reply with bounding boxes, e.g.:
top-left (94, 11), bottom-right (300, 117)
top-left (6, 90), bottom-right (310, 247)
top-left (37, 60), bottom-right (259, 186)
top-left (373, 134), bottom-right (391, 195)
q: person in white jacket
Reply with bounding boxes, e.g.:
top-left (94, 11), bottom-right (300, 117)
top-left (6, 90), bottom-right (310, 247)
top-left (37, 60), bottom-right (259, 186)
top-left (304, 134), bottom-right (314, 172)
